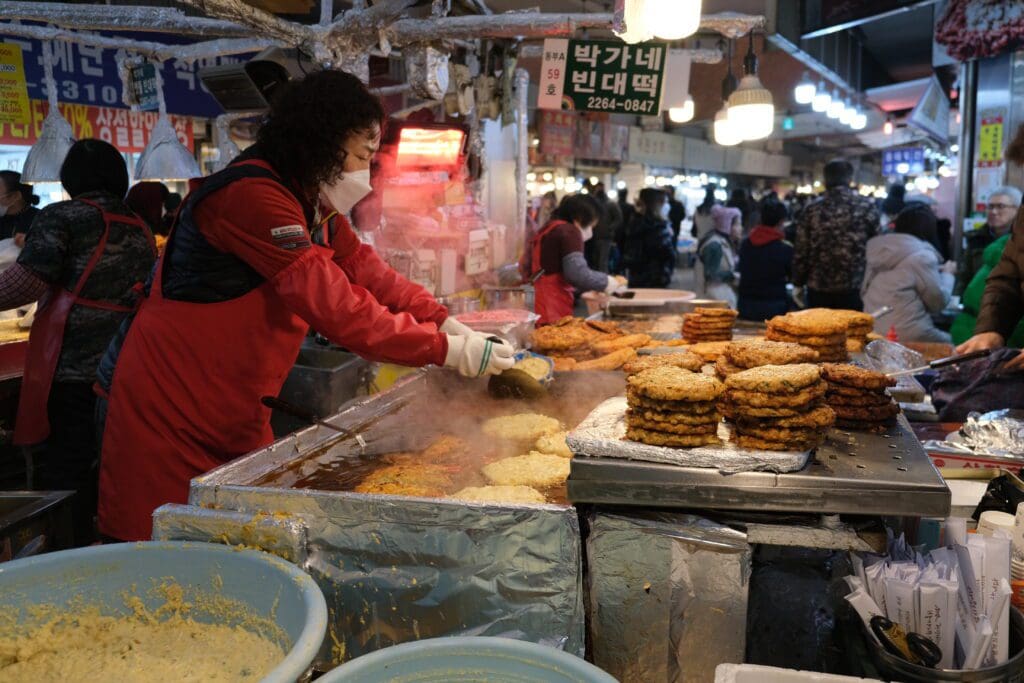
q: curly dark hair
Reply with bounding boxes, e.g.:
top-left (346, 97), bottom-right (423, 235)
top-left (257, 69), bottom-right (386, 196)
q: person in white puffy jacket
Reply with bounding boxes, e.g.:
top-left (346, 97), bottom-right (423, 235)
top-left (861, 204), bottom-right (955, 343)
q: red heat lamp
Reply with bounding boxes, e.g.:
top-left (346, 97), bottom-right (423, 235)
top-left (393, 124), bottom-right (467, 169)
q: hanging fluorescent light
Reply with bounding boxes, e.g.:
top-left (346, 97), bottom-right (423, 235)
top-left (827, 90), bottom-right (844, 119)
top-left (811, 87), bottom-right (831, 113)
top-left (668, 96), bottom-right (695, 123)
top-left (714, 106), bottom-right (742, 146)
top-left (727, 33), bottom-right (774, 140)
top-left (132, 61), bottom-right (202, 181)
top-left (644, 0), bottom-right (702, 40)
top-left (794, 71), bottom-right (816, 105)
top-left (839, 99), bottom-right (856, 126)
top-left (22, 41), bottom-right (75, 182)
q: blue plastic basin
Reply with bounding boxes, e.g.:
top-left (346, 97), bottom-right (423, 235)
top-left (0, 541), bottom-right (327, 682)
top-left (318, 636), bottom-right (618, 682)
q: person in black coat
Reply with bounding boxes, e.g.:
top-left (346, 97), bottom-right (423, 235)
top-left (623, 188), bottom-right (675, 288)
top-left (737, 197), bottom-right (794, 321)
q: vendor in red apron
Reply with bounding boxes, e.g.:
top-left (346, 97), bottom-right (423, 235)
top-left (521, 194), bottom-right (626, 324)
top-left (0, 140), bottom-right (156, 545)
top-left (95, 70), bottom-right (513, 542)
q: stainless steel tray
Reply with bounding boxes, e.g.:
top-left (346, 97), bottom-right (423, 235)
top-left (567, 415), bottom-right (950, 517)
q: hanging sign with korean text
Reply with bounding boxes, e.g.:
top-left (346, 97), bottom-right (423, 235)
top-left (881, 147), bottom-right (925, 177)
top-left (537, 39), bottom-right (667, 115)
top-left (977, 111), bottom-right (1004, 168)
top-left (0, 43), bottom-right (31, 126)
top-left (127, 62), bottom-right (159, 112)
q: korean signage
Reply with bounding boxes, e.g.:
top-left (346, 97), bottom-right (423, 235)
top-left (127, 62), bottom-right (159, 112)
top-left (0, 32), bottom-right (250, 118)
top-left (537, 38), bottom-right (667, 115)
top-left (537, 110), bottom-right (576, 158)
top-left (0, 43), bottom-right (30, 125)
top-left (881, 147), bottom-right (925, 177)
top-left (0, 99), bottom-right (194, 153)
top-left (628, 129), bottom-right (684, 167)
top-left (575, 119), bottom-right (630, 161)
top-left (977, 111), bottom-right (1004, 168)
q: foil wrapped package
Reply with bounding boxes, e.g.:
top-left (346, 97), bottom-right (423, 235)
top-left (567, 397), bottom-right (811, 474)
top-left (957, 410), bottom-right (1024, 457)
top-left (586, 512), bottom-right (751, 683)
top-left (151, 373), bottom-right (585, 671)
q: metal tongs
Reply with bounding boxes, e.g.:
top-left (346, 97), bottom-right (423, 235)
top-left (870, 615), bottom-right (942, 668)
top-left (885, 348), bottom-right (992, 378)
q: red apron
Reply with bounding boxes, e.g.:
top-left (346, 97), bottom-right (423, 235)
top-left (531, 220), bottom-right (576, 325)
top-left (96, 218), bottom-right (312, 542)
top-left (14, 198), bottom-right (152, 446)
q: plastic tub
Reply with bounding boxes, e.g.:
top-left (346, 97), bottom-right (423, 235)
top-left (0, 541), bottom-right (327, 682)
top-left (318, 636), bottom-right (617, 682)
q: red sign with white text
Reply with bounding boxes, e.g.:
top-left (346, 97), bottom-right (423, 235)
top-left (0, 99), bottom-right (194, 153)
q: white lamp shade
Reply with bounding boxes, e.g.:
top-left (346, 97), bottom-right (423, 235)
top-left (811, 89), bottom-right (831, 113)
top-left (839, 101), bottom-right (856, 125)
top-left (728, 74), bottom-right (774, 140)
top-left (794, 73), bottom-right (816, 105)
top-left (714, 105), bottom-right (742, 146)
top-left (615, 0), bottom-right (653, 44)
top-left (645, 0), bottom-right (702, 40)
top-left (851, 112), bottom-right (868, 130)
top-left (668, 96), bottom-right (694, 123)
top-left (826, 92), bottom-right (844, 119)
top-left (21, 109), bottom-right (75, 183)
top-left (135, 114), bottom-right (202, 181)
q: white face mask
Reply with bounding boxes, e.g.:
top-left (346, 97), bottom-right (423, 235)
top-left (660, 203), bottom-right (670, 219)
top-left (320, 169), bottom-right (372, 214)
top-left (578, 223), bottom-right (594, 242)
top-left (0, 203), bottom-right (7, 218)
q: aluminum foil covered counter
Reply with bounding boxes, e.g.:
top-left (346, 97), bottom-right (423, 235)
top-left (586, 512), bottom-right (752, 683)
top-left (152, 371), bottom-right (626, 670)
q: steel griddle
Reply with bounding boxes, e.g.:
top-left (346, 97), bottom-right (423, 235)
top-left (567, 415), bottom-right (950, 517)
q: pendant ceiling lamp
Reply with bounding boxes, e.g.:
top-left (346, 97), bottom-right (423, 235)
top-left (851, 109), bottom-right (868, 130)
top-left (134, 63), bottom-right (202, 181)
top-left (713, 40), bottom-right (741, 146)
top-left (727, 33), bottom-right (774, 140)
top-left (794, 71), bottom-right (816, 105)
top-left (668, 96), bottom-right (695, 123)
top-left (22, 42), bottom-right (75, 183)
top-left (614, 0), bottom-right (702, 43)
top-left (839, 98), bottom-right (856, 126)
top-left (826, 90), bottom-right (845, 119)
top-left (811, 86), bottom-right (831, 113)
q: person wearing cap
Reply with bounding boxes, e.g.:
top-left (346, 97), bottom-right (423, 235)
top-left (95, 70), bottom-right (513, 542)
top-left (0, 171), bottom-right (41, 245)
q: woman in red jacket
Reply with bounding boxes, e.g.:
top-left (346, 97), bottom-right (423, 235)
top-left (96, 70), bottom-right (512, 542)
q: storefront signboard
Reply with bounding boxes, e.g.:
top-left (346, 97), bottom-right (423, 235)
top-left (977, 111), bottom-right (1004, 168)
top-left (627, 129), bottom-right (683, 167)
top-left (537, 38), bottom-right (667, 115)
top-left (881, 147), bottom-right (925, 176)
top-left (127, 62), bottom-right (160, 112)
top-left (0, 43), bottom-right (31, 126)
top-left (537, 109), bottom-right (576, 158)
top-left (0, 99), bottom-right (193, 153)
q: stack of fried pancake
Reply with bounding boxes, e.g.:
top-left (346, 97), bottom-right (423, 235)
top-left (821, 363), bottom-right (900, 432)
top-left (622, 350), bottom-right (704, 376)
top-left (715, 338), bottom-right (820, 378)
top-left (722, 364), bottom-right (835, 451)
top-left (830, 310), bottom-right (875, 353)
top-left (766, 309), bottom-right (849, 362)
top-left (682, 307), bottom-right (737, 343)
top-left (625, 366), bottom-right (724, 448)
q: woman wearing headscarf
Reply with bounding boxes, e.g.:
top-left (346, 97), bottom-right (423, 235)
top-left (0, 139), bottom-right (157, 545)
top-left (696, 205), bottom-right (741, 307)
top-left (861, 204), bottom-right (954, 343)
top-left (0, 171), bottom-right (41, 245)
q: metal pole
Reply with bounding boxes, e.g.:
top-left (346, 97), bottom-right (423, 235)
top-left (954, 59), bottom-right (978, 264)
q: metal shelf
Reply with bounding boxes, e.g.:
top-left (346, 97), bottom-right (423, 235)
top-left (567, 415), bottom-right (950, 517)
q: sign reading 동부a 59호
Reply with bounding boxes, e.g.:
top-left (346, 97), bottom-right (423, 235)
top-left (537, 39), bottom-right (667, 115)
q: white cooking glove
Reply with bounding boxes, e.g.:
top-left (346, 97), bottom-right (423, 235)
top-left (440, 316), bottom-right (478, 338)
top-left (604, 274), bottom-right (628, 293)
top-left (444, 334), bottom-right (515, 377)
